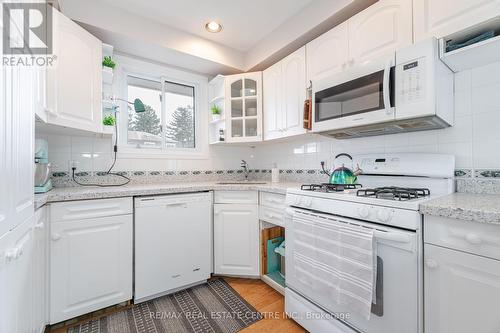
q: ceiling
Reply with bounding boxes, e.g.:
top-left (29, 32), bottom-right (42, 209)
top-left (99, 0), bottom-right (314, 52)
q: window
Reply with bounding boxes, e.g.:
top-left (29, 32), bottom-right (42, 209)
top-left (126, 76), bottom-right (196, 150)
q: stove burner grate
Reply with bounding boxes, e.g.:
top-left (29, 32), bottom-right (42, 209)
top-left (301, 183), bottom-right (363, 193)
top-left (357, 186), bottom-right (431, 201)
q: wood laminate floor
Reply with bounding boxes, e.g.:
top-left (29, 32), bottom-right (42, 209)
top-left (224, 277), bottom-right (307, 333)
top-left (48, 277), bottom-right (307, 333)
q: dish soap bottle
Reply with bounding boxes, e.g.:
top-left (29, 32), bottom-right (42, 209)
top-left (272, 163), bottom-right (279, 183)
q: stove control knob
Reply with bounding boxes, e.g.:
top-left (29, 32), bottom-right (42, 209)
top-left (358, 207), bottom-right (370, 219)
top-left (376, 209), bottom-right (392, 223)
top-left (305, 197), bottom-right (313, 207)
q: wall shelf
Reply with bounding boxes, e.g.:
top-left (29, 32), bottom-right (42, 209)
top-left (439, 17), bottom-right (500, 72)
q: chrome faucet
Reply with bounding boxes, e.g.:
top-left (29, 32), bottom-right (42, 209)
top-left (241, 160), bottom-right (249, 180)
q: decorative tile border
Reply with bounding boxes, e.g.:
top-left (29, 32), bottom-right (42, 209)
top-left (474, 169), bottom-right (500, 178)
top-left (454, 169), bottom-right (472, 178)
top-left (50, 168), bottom-right (478, 188)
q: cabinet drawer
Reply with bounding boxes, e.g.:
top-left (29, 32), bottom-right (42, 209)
top-left (259, 206), bottom-right (285, 227)
top-left (425, 216), bottom-right (500, 260)
top-left (50, 197), bottom-right (133, 222)
top-left (259, 192), bottom-right (286, 209)
top-left (214, 191), bottom-right (258, 204)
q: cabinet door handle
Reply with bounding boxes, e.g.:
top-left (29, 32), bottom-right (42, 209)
top-left (425, 259), bottom-right (438, 269)
top-left (193, 268), bottom-right (200, 272)
top-left (465, 233), bottom-right (482, 245)
top-left (349, 58), bottom-right (355, 66)
top-left (34, 222), bottom-right (44, 230)
top-left (51, 233), bottom-right (62, 241)
top-left (172, 274), bottom-right (181, 278)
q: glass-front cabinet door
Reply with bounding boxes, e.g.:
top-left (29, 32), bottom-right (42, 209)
top-left (225, 72), bottom-right (262, 142)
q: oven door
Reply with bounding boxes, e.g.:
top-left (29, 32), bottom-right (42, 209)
top-left (312, 56), bottom-right (395, 133)
top-left (285, 207), bottom-right (420, 333)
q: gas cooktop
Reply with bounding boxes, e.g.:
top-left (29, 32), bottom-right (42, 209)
top-left (301, 183), bottom-right (363, 193)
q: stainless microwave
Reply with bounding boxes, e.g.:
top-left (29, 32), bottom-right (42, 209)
top-left (312, 38), bottom-right (454, 138)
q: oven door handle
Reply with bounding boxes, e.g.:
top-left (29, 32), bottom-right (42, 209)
top-left (383, 58), bottom-right (393, 115)
top-left (374, 230), bottom-right (411, 243)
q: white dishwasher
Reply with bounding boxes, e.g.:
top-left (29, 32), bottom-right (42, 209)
top-left (134, 192), bottom-right (212, 303)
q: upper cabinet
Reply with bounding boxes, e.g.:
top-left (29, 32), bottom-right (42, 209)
top-left (306, 22), bottom-right (349, 84)
top-left (45, 8), bottom-right (102, 133)
top-left (349, 0), bottom-right (413, 64)
top-left (224, 72), bottom-right (263, 143)
top-left (306, 0), bottom-right (412, 85)
top-left (264, 47), bottom-right (307, 141)
top-left (413, 0), bottom-right (500, 42)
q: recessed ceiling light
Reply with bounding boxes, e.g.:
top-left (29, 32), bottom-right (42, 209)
top-left (205, 21), bottom-right (222, 33)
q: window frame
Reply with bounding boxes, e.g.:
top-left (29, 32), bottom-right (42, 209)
top-left (115, 55), bottom-right (208, 159)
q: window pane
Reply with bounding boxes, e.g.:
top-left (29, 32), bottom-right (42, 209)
top-left (164, 81), bottom-right (195, 149)
top-left (231, 79), bottom-right (242, 98)
top-left (244, 79), bottom-right (257, 96)
top-left (127, 76), bottom-right (162, 148)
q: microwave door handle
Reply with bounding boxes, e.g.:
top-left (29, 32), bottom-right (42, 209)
top-left (383, 59), bottom-right (393, 115)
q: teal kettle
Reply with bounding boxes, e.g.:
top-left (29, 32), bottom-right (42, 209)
top-left (321, 153), bottom-right (362, 185)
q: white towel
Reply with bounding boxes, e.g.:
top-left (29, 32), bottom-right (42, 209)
top-left (337, 223), bottom-right (377, 320)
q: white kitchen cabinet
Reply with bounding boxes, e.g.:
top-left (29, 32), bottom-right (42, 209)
top-left (263, 61), bottom-right (283, 141)
top-left (50, 199), bottom-right (133, 324)
top-left (225, 72), bottom-right (263, 142)
top-left (281, 47), bottom-right (307, 137)
top-left (306, 0), bottom-right (412, 85)
top-left (349, 0), bottom-right (412, 65)
top-left (0, 65), bottom-right (34, 237)
top-left (424, 244), bottom-right (500, 333)
top-left (214, 203), bottom-right (259, 277)
top-left (46, 8), bottom-right (102, 133)
top-left (0, 216), bottom-right (35, 333)
top-left (413, 0), bottom-right (500, 42)
top-left (264, 47), bottom-right (307, 141)
top-left (33, 207), bottom-right (48, 333)
top-left (306, 21), bottom-right (349, 84)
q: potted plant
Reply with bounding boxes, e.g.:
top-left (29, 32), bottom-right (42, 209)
top-left (102, 56), bottom-right (116, 69)
top-left (102, 115), bottom-right (116, 127)
top-left (211, 105), bottom-right (221, 121)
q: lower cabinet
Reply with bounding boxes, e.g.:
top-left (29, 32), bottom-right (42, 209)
top-left (424, 244), bottom-right (500, 333)
top-left (49, 199), bottom-right (133, 324)
top-left (214, 203), bottom-right (259, 277)
top-left (0, 215), bottom-right (39, 333)
top-left (33, 207), bottom-right (48, 333)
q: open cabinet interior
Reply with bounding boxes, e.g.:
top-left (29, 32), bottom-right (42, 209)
top-left (261, 224), bottom-right (286, 294)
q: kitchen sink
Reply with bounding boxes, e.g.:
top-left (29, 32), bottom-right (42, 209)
top-left (216, 181), bottom-right (267, 185)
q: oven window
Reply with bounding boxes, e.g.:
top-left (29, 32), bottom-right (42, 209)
top-left (315, 69), bottom-right (394, 122)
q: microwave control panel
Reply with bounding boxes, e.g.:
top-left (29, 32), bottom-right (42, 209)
top-left (397, 56), bottom-right (426, 105)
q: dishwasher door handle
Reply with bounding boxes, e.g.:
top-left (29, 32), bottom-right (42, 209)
top-left (163, 202), bottom-right (188, 208)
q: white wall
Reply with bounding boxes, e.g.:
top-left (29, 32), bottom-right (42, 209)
top-left (253, 61), bottom-right (500, 172)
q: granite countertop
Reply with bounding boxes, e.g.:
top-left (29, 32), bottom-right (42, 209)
top-left (420, 193), bottom-right (500, 224)
top-left (35, 181), bottom-right (302, 208)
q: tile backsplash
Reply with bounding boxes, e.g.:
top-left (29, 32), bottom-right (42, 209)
top-left (252, 61), bottom-right (500, 174)
top-left (38, 61), bottom-right (500, 188)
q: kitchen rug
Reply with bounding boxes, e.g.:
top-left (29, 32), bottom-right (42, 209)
top-left (68, 279), bottom-right (262, 333)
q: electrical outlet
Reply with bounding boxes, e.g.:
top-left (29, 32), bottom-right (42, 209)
top-left (68, 160), bottom-right (79, 171)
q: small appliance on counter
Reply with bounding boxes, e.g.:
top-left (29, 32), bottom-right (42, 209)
top-left (34, 139), bottom-right (52, 193)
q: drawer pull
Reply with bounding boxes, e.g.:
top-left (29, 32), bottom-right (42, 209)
top-left (172, 274), bottom-right (181, 278)
top-left (465, 233), bottom-right (482, 245)
top-left (425, 259), bottom-right (438, 269)
top-left (193, 268), bottom-right (200, 272)
top-left (265, 213), bottom-right (281, 220)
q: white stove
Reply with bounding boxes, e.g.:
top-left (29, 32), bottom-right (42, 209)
top-left (285, 153), bottom-right (455, 333)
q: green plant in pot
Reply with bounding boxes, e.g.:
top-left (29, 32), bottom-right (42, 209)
top-left (103, 115), bottom-right (116, 126)
top-left (102, 56), bottom-right (116, 69)
top-left (211, 105), bottom-right (221, 121)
